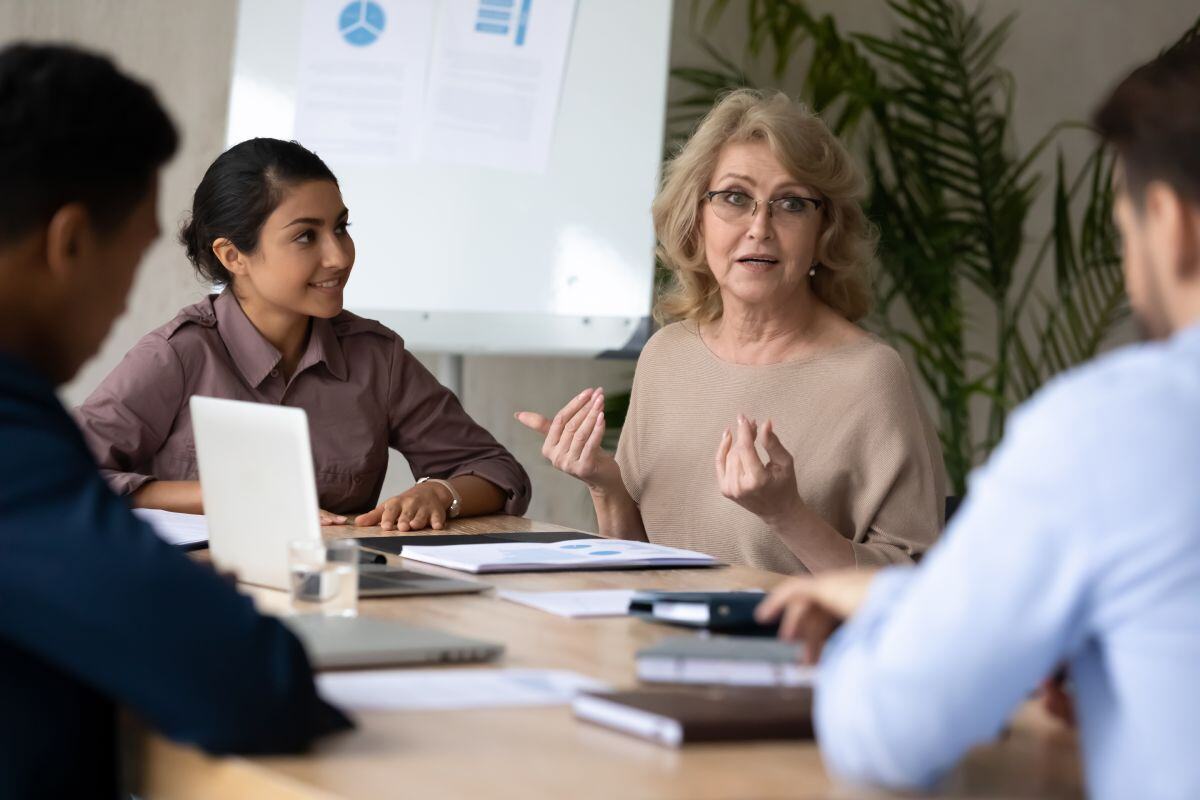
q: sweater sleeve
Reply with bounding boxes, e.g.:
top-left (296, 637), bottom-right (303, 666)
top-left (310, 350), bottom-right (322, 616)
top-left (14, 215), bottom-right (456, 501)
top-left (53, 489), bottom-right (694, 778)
top-left (614, 354), bottom-right (648, 505)
top-left (843, 347), bottom-right (947, 566)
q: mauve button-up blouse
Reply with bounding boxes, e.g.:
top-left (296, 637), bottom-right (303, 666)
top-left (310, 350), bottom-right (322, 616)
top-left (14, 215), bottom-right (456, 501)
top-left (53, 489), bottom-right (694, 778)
top-left (75, 291), bottom-right (531, 516)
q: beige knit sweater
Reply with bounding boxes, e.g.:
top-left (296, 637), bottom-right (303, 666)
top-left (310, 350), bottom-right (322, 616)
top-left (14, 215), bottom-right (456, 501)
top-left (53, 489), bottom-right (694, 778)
top-left (615, 321), bottom-right (947, 574)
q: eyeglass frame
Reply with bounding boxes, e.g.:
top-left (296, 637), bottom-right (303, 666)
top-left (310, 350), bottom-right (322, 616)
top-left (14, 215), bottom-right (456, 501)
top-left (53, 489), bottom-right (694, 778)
top-left (702, 190), bottom-right (825, 223)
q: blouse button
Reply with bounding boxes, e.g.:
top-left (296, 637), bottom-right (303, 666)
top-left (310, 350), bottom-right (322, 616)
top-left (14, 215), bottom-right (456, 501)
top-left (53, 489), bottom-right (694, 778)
top-left (270, 369), bottom-right (280, 378)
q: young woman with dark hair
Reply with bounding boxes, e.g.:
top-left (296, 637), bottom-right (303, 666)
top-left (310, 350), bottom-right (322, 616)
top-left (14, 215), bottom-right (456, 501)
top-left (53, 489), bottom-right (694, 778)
top-left (77, 137), bottom-right (530, 530)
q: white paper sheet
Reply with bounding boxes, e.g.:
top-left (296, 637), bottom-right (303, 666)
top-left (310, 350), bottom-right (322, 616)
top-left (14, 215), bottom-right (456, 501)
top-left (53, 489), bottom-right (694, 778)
top-left (293, 0), bottom-right (575, 171)
top-left (295, 0), bottom-right (436, 163)
top-left (132, 509), bottom-right (209, 548)
top-left (400, 539), bottom-right (717, 573)
top-left (317, 668), bottom-right (607, 711)
top-left (419, 0), bottom-right (577, 172)
top-left (497, 589), bottom-right (636, 618)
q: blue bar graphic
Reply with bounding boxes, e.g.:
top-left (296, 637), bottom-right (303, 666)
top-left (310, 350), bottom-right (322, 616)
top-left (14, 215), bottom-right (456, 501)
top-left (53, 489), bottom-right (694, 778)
top-left (480, 0), bottom-right (514, 7)
top-left (478, 8), bottom-right (510, 21)
top-left (514, 0), bottom-right (532, 46)
top-left (475, 22), bottom-right (509, 34)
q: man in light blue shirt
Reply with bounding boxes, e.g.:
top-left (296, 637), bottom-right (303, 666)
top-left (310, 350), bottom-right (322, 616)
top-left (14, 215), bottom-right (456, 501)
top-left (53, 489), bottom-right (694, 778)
top-left (757, 37), bottom-right (1200, 800)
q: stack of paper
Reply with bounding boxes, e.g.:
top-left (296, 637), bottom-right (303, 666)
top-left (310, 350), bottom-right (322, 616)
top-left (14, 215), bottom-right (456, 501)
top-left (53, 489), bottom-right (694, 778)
top-left (400, 539), bottom-right (717, 574)
top-left (132, 508), bottom-right (209, 548)
top-left (637, 636), bottom-right (816, 688)
top-left (496, 589), bottom-right (637, 618)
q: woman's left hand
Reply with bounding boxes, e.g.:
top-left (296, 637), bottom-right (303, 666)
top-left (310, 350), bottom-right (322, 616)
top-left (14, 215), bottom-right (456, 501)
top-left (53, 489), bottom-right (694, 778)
top-left (319, 509), bottom-right (349, 526)
top-left (354, 482), bottom-right (454, 531)
top-left (715, 415), bottom-right (804, 520)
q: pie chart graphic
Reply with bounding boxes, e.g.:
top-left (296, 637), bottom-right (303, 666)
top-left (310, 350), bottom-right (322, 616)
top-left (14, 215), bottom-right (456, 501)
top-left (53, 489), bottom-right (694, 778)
top-left (339, 0), bottom-right (386, 47)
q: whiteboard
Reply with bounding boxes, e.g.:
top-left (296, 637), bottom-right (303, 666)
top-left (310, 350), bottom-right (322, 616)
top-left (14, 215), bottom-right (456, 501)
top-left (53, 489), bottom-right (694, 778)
top-left (226, 0), bottom-right (671, 356)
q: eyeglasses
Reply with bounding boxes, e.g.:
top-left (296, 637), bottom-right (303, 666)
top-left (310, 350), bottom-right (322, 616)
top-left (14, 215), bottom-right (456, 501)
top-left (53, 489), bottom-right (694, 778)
top-left (704, 190), bottom-right (824, 226)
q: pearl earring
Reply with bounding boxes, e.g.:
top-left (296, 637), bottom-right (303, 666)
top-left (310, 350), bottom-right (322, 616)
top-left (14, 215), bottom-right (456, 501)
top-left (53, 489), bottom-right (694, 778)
top-left (809, 264), bottom-right (818, 277)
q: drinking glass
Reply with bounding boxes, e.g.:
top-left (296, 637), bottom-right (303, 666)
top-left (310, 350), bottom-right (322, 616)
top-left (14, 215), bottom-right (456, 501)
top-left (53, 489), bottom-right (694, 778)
top-left (288, 538), bottom-right (359, 617)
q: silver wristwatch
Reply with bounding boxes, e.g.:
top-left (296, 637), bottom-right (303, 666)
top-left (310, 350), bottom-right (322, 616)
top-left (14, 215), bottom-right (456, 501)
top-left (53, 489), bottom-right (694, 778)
top-left (416, 477), bottom-right (462, 518)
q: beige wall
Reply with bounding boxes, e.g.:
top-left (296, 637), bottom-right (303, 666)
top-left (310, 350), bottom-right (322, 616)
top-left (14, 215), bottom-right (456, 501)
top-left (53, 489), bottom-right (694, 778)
top-left (4, 0), bottom-right (1195, 530)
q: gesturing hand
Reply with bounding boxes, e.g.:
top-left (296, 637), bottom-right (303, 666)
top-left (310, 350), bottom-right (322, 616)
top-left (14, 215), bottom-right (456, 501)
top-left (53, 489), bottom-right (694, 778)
top-left (715, 415), bottom-right (803, 520)
top-left (354, 481), bottom-right (454, 531)
top-left (515, 387), bottom-right (620, 492)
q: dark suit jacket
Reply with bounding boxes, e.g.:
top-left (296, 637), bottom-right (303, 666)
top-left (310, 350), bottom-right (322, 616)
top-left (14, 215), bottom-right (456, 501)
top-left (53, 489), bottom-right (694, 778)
top-left (0, 352), bottom-right (352, 798)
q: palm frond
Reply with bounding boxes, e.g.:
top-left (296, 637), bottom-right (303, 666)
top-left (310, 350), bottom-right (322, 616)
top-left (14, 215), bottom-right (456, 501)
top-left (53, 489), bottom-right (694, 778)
top-left (1031, 152), bottom-right (1127, 380)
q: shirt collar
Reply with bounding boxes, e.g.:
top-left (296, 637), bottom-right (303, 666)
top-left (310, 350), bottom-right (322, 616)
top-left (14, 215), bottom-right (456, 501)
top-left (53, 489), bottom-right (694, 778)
top-left (213, 291), bottom-right (348, 387)
top-left (299, 314), bottom-right (348, 381)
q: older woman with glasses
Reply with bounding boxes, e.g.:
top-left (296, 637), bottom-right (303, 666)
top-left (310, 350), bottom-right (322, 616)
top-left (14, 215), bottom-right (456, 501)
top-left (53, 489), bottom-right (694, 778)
top-left (518, 89), bottom-right (945, 574)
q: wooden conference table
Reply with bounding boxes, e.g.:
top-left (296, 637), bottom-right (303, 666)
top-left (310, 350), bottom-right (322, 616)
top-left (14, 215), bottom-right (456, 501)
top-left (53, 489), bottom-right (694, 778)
top-left (130, 515), bottom-right (1083, 799)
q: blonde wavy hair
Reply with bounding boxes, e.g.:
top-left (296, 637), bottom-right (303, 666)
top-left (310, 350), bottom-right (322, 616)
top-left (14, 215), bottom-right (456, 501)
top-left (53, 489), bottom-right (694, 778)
top-left (653, 89), bottom-right (875, 323)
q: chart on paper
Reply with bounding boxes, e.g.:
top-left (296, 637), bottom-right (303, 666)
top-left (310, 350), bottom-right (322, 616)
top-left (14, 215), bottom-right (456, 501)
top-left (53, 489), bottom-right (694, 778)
top-left (293, 0), bottom-right (575, 173)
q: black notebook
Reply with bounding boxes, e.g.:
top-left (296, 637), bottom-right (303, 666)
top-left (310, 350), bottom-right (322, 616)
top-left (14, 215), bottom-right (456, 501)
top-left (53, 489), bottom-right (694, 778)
top-left (573, 686), bottom-right (814, 747)
top-left (628, 591), bottom-right (777, 635)
top-left (362, 530), bottom-right (599, 556)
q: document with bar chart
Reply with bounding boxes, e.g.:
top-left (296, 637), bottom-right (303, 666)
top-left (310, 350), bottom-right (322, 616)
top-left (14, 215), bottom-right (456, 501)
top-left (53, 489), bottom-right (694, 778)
top-left (422, 0), bottom-right (578, 173)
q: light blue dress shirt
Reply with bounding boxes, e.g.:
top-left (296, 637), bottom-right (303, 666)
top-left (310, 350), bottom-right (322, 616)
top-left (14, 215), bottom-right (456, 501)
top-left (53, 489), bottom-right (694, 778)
top-left (816, 322), bottom-right (1200, 799)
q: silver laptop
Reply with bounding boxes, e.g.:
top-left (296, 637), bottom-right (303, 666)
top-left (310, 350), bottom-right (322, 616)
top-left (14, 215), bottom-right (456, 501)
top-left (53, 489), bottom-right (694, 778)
top-left (188, 395), bottom-right (488, 596)
top-left (190, 396), bottom-right (502, 667)
top-left (190, 396), bottom-right (319, 589)
top-left (283, 614), bottom-right (503, 669)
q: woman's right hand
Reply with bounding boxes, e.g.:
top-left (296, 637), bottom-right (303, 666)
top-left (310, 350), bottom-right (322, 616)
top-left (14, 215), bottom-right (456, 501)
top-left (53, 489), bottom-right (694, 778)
top-left (515, 387), bottom-right (621, 492)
